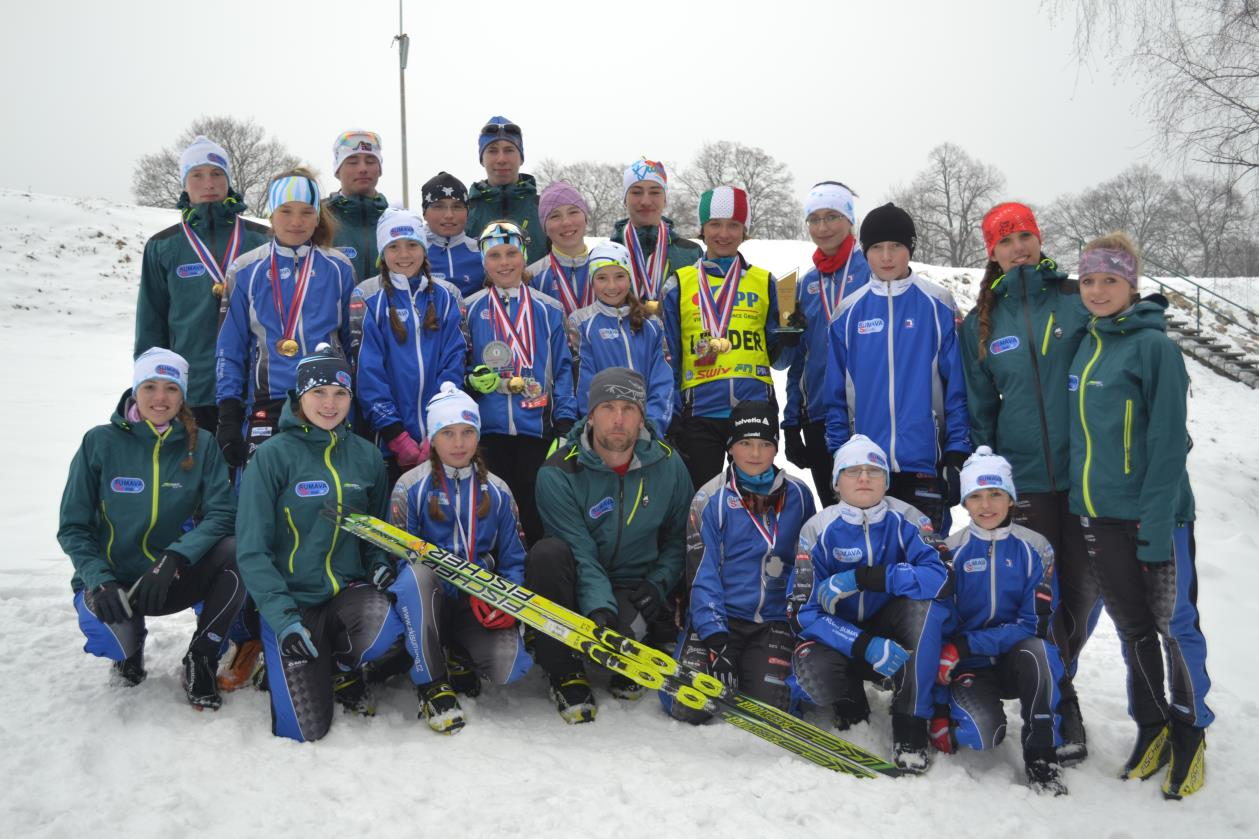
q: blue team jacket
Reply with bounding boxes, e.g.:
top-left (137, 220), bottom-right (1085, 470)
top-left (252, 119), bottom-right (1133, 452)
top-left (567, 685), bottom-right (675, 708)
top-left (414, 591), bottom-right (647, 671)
top-left (463, 285), bottom-right (577, 438)
top-left (688, 468), bottom-right (816, 641)
top-left (529, 251), bottom-right (593, 319)
top-left (353, 274), bottom-right (467, 447)
top-left (783, 251), bottom-right (872, 426)
top-left (824, 274), bottom-right (969, 470)
top-left (216, 242), bottom-right (356, 408)
top-left (568, 301), bottom-right (673, 435)
top-left (427, 233), bottom-right (484, 299)
top-left (389, 461), bottom-right (526, 584)
top-left (793, 499), bottom-right (949, 657)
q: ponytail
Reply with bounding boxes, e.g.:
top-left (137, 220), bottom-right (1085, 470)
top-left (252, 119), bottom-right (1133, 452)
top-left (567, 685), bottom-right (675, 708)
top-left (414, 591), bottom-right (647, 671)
top-left (976, 260), bottom-right (1001, 361)
top-left (177, 404), bottom-right (198, 471)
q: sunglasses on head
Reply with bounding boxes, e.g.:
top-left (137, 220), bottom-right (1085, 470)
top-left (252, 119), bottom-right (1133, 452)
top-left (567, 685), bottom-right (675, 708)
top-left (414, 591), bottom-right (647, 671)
top-left (480, 122), bottom-right (522, 138)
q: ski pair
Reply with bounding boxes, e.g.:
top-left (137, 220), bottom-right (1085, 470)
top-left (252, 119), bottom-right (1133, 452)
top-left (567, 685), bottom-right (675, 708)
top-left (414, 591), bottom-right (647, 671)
top-left (330, 509), bottom-right (901, 779)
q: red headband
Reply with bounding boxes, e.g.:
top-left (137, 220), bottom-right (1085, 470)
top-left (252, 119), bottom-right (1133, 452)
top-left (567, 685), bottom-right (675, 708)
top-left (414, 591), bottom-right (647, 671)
top-left (982, 202), bottom-right (1041, 258)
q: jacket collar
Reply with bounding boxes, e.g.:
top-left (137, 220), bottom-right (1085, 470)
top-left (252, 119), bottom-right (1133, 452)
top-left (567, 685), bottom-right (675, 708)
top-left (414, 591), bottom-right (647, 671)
top-left (429, 231), bottom-right (474, 249)
top-left (867, 274), bottom-right (915, 297)
top-left (592, 300), bottom-right (630, 318)
top-left (837, 499), bottom-right (888, 525)
top-left (967, 521), bottom-right (1011, 542)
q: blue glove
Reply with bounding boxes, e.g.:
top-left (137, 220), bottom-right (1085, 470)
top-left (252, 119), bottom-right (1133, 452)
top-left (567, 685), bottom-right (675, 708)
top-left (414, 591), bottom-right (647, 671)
top-left (816, 570), bottom-right (859, 613)
top-left (864, 636), bottom-right (909, 678)
top-left (279, 621), bottom-right (318, 660)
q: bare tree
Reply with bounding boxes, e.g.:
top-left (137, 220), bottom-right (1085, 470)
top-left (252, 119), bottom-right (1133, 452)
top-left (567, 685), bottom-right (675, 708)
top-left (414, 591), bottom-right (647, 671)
top-left (131, 115), bottom-right (301, 212)
top-left (675, 141), bottom-right (804, 240)
top-left (535, 159), bottom-right (625, 237)
top-left (1173, 173), bottom-right (1251, 275)
top-left (1049, 0), bottom-right (1259, 186)
top-left (890, 143), bottom-right (1006, 267)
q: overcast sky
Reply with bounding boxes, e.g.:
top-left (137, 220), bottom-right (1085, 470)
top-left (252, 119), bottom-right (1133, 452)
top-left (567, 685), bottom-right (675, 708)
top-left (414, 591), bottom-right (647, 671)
top-left (3, 0), bottom-right (1160, 219)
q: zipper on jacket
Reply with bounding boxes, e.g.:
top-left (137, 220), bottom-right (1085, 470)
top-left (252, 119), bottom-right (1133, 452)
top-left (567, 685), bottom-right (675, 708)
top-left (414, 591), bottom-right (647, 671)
top-left (1078, 328), bottom-right (1104, 517)
top-left (986, 540), bottom-right (998, 626)
top-left (618, 313), bottom-right (633, 367)
top-left (1123, 399), bottom-right (1133, 475)
top-left (360, 202), bottom-right (371, 282)
top-left (626, 475), bottom-right (644, 525)
top-left (858, 518), bottom-right (874, 623)
top-left (609, 474), bottom-right (626, 560)
top-left (1041, 312), bottom-right (1055, 356)
top-left (885, 289), bottom-right (898, 469)
top-left (322, 435), bottom-right (344, 595)
top-left (140, 425), bottom-right (171, 563)
top-left (100, 501), bottom-right (117, 569)
top-left (285, 507), bottom-right (300, 573)
top-left (411, 285), bottom-right (428, 433)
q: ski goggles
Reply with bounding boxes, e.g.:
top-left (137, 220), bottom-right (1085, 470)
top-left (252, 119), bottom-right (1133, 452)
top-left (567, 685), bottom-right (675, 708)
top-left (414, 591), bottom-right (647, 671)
top-left (335, 130), bottom-right (382, 156)
top-left (480, 121), bottom-right (522, 140)
top-left (478, 220), bottom-right (525, 254)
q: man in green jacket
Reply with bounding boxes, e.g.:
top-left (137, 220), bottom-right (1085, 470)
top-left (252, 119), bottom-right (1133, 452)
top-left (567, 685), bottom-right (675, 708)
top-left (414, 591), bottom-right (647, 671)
top-left (464, 116), bottom-right (548, 258)
top-left (527, 367), bottom-right (692, 724)
top-left (323, 129), bottom-right (389, 283)
top-left (134, 135), bottom-right (269, 432)
top-left (609, 158), bottom-right (704, 308)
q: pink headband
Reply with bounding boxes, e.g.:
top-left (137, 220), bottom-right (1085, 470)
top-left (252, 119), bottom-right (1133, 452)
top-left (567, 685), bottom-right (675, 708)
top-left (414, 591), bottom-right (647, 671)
top-left (1078, 247), bottom-right (1138, 288)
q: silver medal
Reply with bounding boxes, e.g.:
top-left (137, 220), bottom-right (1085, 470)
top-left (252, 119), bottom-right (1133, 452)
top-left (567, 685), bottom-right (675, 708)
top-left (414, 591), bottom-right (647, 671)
top-left (482, 340), bottom-right (512, 370)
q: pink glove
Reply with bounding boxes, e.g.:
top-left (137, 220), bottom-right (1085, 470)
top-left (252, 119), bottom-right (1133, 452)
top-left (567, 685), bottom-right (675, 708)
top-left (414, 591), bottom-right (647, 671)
top-left (387, 432), bottom-right (425, 468)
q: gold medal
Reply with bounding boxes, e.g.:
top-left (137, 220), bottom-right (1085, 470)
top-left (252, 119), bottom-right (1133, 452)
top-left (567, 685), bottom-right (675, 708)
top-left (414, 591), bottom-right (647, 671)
top-left (211, 282), bottom-right (225, 298)
top-left (643, 299), bottom-right (660, 316)
top-left (508, 375), bottom-right (526, 394)
top-left (711, 337), bottom-right (732, 354)
top-left (277, 338), bottom-right (299, 357)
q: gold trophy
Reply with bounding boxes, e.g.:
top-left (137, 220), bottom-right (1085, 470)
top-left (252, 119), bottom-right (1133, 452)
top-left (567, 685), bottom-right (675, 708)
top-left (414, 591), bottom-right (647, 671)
top-left (777, 270), bottom-right (800, 329)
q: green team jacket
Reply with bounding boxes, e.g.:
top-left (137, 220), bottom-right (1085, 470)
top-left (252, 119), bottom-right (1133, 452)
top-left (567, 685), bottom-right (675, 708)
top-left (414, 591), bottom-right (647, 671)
top-left (134, 191), bottom-right (269, 407)
top-left (536, 419), bottom-right (692, 617)
top-left (235, 399), bottom-right (390, 632)
top-left (57, 393), bottom-right (236, 592)
top-left (1068, 297), bottom-right (1195, 562)
top-left (324, 191), bottom-right (390, 283)
top-left (959, 259), bottom-right (1091, 494)
top-left (609, 216), bottom-right (705, 288)
top-left (464, 174), bottom-right (548, 260)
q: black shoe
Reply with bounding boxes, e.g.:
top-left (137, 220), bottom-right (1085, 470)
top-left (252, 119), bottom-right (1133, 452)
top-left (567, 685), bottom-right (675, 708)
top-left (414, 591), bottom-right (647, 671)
top-left (362, 638), bottom-right (412, 685)
top-left (1162, 719), bottom-right (1206, 799)
top-left (181, 650), bottom-right (222, 711)
top-left (332, 670), bottom-right (376, 717)
top-left (833, 684), bottom-right (871, 731)
top-left (1056, 696), bottom-right (1088, 766)
top-left (111, 649), bottom-right (146, 687)
top-left (1121, 721), bottom-right (1170, 780)
top-left (608, 672), bottom-right (645, 701)
top-left (418, 680), bottom-right (466, 734)
top-left (1025, 747), bottom-right (1068, 796)
top-left (446, 650), bottom-right (482, 698)
top-left (549, 672), bottom-right (597, 724)
top-left (892, 713), bottom-right (931, 774)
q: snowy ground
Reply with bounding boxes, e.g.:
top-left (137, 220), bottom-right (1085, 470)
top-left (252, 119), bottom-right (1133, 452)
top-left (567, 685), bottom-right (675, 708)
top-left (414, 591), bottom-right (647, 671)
top-left (1, 190), bottom-right (1256, 838)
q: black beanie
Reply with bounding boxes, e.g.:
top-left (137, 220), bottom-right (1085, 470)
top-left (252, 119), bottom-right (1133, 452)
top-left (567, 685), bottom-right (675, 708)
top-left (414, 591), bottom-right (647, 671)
top-left (294, 344), bottom-right (352, 398)
top-left (859, 202), bottom-right (917, 256)
top-left (727, 400), bottom-right (779, 448)
top-left (421, 171), bottom-right (468, 209)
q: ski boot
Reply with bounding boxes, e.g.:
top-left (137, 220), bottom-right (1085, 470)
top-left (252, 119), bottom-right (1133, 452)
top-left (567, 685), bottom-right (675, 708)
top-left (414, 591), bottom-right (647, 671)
top-left (182, 650), bottom-right (223, 711)
top-left (1024, 747), bottom-right (1068, 796)
top-left (418, 680), bottom-right (466, 735)
top-left (892, 712), bottom-right (931, 774)
top-left (446, 650), bottom-right (482, 698)
top-left (332, 670), bottom-right (376, 717)
top-left (608, 672), bottom-right (645, 701)
top-left (111, 649), bottom-right (146, 687)
top-left (362, 638), bottom-right (412, 685)
top-left (1162, 719), bottom-right (1206, 800)
top-left (1056, 695), bottom-right (1088, 766)
top-left (550, 671), bottom-right (597, 724)
top-left (833, 680), bottom-right (871, 731)
top-left (216, 639), bottom-right (263, 692)
top-left (1121, 721), bottom-right (1170, 780)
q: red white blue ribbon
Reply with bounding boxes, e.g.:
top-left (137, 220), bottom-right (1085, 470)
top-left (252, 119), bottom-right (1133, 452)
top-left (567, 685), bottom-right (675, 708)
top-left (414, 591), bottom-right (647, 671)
top-left (694, 256), bottom-right (742, 339)
top-left (547, 253), bottom-right (591, 316)
top-left (180, 216), bottom-right (242, 285)
top-left (727, 471), bottom-right (780, 551)
top-left (625, 222), bottom-right (668, 301)
top-left (819, 249), bottom-right (855, 323)
top-left (269, 242), bottom-right (315, 345)
top-left (486, 284), bottom-right (536, 372)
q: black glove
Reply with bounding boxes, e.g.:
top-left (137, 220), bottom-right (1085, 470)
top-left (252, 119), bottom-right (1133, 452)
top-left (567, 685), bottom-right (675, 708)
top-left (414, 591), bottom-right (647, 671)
top-left (941, 450), bottom-right (969, 471)
top-left (629, 581), bottom-right (667, 623)
top-left (589, 608), bottom-right (618, 630)
top-left (552, 418), bottom-right (574, 439)
top-left (779, 310), bottom-right (807, 347)
top-left (786, 309), bottom-right (807, 330)
top-left (782, 425), bottom-right (808, 469)
top-left (370, 560), bottom-right (399, 592)
top-left (279, 621), bottom-right (318, 660)
top-left (704, 633), bottom-right (738, 690)
top-left (129, 550), bottom-right (186, 615)
top-left (89, 580), bottom-right (132, 625)
top-left (216, 399), bottom-right (248, 468)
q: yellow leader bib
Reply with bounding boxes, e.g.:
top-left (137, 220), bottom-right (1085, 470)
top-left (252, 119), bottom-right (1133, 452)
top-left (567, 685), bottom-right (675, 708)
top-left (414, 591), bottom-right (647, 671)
top-left (677, 263), bottom-right (774, 391)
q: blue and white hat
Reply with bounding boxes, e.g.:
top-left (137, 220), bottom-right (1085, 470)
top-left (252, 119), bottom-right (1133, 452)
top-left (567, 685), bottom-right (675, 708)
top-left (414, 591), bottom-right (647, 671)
top-left (426, 381), bottom-right (481, 440)
top-left (960, 446), bottom-right (1017, 502)
top-left (133, 347), bottom-right (189, 396)
top-left (377, 207), bottom-right (428, 256)
top-left (179, 136), bottom-right (231, 187)
top-left (804, 181), bottom-right (855, 224)
top-left (831, 434), bottom-right (890, 486)
top-left (587, 241), bottom-right (633, 278)
top-left (267, 174), bottom-right (321, 215)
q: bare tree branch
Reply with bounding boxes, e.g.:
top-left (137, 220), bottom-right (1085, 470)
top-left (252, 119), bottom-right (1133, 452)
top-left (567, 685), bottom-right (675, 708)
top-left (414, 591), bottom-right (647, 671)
top-left (890, 143), bottom-right (1006, 267)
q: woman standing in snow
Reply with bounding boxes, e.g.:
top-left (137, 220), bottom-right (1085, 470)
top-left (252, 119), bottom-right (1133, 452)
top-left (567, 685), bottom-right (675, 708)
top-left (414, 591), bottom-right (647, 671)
top-left (235, 346), bottom-right (402, 742)
top-left (58, 349), bottom-right (243, 711)
top-left (529, 181), bottom-right (594, 321)
top-left (354, 208), bottom-right (466, 483)
top-left (567, 241), bottom-right (672, 435)
top-left (1067, 232), bottom-right (1211, 800)
top-left (385, 383), bottom-right (533, 734)
top-left (959, 202), bottom-right (1094, 763)
top-left (215, 169), bottom-right (357, 471)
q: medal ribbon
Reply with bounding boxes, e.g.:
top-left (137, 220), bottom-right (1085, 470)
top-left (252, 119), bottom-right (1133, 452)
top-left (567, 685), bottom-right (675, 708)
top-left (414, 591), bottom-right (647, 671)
top-left (694, 256), bottom-right (742, 339)
top-left (625, 222), bottom-right (668, 301)
top-left (727, 471), bottom-right (780, 552)
top-left (819, 249), bottom-right (855, 323)
top-left (181, 216), bottom-right (242, 285)
top-left (547, 253), bottom-right (591, 316)
top-left (269, 242), bottom-right (315, 345)
top-left (486, 284), bottom-right (535, 371)
top-left (438, 468), bottom-right (478, 560)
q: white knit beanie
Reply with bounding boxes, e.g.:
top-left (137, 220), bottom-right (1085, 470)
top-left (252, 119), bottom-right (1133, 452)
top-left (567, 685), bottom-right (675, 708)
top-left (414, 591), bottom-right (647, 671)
top-left (179, 136), bottom-right (230, 187)
top-left (377, 207), bottom-right (428, 257)
top-left (804, 182), bottom-right (855, 224)
top-left (831, 434), bottom-right (890, 486)
top-left (960, 445), bottom-right (1017, 502)
top-left (133, 347), bottom-right (189, 396)
top-left (426, 382), bottom-right (481, 440)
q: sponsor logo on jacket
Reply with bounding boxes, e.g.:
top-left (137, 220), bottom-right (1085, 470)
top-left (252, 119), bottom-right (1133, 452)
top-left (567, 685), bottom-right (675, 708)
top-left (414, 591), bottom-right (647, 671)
top-left (599, 328), bottom-right (620, 340)
top-left (857, 318), bottom-right (884, 334)
top-left (1067, 374), bottom-right (1080, 392)
top-left (176, 263), bottom-right (207, 279)
top-left (989, 335), bottom-right (1020, 355)
top-left (110, 477), bottom-right (145, 493)
top-left (807, 281), bottom-right (820, 295)
top-left (339, 246), bottom-right (358, 259)
top-left (833, 546), bottom-right (863, 561)
top-left (295, 480), bottom-right (330, 497)
top-left (589, 496), bottom-right (615, 519)
top-left (727, 494), bottom-right (743, 509)
top-left (963, 557), bottom-right (988, 573)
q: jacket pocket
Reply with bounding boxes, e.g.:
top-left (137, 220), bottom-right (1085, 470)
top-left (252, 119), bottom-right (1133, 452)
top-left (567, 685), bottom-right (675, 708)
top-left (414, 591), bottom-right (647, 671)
top-left (1123, 399), bottom-right (1133, 475)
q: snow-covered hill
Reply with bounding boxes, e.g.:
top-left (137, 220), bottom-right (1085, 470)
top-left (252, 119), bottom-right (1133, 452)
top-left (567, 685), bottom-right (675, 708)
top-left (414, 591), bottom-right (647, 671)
top-left (2, 190), bottom-right (1256, 838)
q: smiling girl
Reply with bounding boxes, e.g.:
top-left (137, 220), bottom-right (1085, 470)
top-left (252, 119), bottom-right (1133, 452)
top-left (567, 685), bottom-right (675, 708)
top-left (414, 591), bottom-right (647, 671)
top-left (530, 181), bottom-right (594, 320)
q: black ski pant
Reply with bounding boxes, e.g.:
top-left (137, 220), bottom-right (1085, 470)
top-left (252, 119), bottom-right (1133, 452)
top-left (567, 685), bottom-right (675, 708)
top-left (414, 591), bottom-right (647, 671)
top-left (889, 471), bottom-right (948, 534)
top-left (260, 584), bottom-right (402, 742)
top-left (480, 433), bottom-right (549, 548)
top-left (666, 618), bottom-right (793, 724)
top-left (672, 414), bottom-right (732, 490)
top-left (76, 537), bottom-right (246, 661)
top-left (802, 420), bottom-right (837, 507)
top-left (1081, 518), bottom-right (1213, 728)
top-left (948, 637), bottom-right (1064, 752)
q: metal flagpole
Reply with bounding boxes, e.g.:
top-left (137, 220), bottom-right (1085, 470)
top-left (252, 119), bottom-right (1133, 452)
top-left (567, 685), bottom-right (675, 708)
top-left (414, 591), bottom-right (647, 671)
top-left (393, 1), bottom-right (411, 207)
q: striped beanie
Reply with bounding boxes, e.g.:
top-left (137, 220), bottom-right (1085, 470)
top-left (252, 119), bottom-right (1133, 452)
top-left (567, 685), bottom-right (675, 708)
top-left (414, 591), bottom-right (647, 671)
top-left (698, 185), bottom-right (750, 228)
top-left (267, 174), bottom-right (321, 215)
